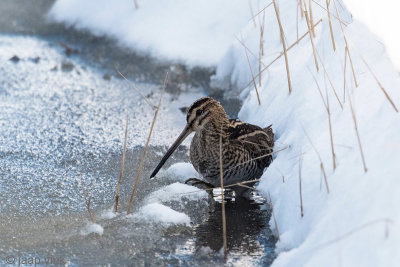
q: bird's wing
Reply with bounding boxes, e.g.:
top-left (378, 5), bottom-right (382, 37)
top-left (228, 119), bottom-right (274, 167)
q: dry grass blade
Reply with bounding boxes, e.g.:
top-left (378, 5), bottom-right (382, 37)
top-left (299, 156), bottom-right (304, 217)
top-left (268, 192), bottom-right (281, 241)
top-left (243, 37), bottom-right (261, 105)
top-left (272, 0), bottom-right (293, 94)
top-left (301, 124), bottom-right (330, 193)
top-left (249, 2), bottom-right (273, 22)
top-left (309, 0), bottom-right (315, 37)
top-left (114, 115), bottom-right (129, 213)
top-left (346, 83), bottom-right (368, 173)
top-left (219, 129), bottom-right (228, 257)
top-left (326, 0), bottom-right (336, 51)
top-left (235, 36), bottom-right (268, 68)
top-left (332, 0), bottom-right (358, 88)
top-left (311, 0), bottom-right (349, 26)
top-left (80, 174), bottom-right (95, 223)
top-left (241, 19), bottom-right (322, 91)
top-left (259, 10), bottom-right (266, 86)
top-left (248, 0), bottom-right (257, 27)
top-left (308, 67), bottom-right (336, 170)
top-left (343, 46), bottom-right (348, 102)
top-left (359, 55), bottom-right (399, 113)
top-left (127, 72), bottom-right (169, 214)
top-left (302, 0), bottom-right (319, 72)
top-left (316, 50), bottom-right (343, 109)
top-left (299, 0), bottom-right (304, 18)
top-left (116, 69), bottom-right (156, 110)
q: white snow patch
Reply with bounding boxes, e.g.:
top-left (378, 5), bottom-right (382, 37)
top-left (136, 203), bottom-right (190, 226)
top-left (164, 162), bottom-right (199, 182)
top-left (100, 207), bottom-right (117, 220)
top-left (145, 182), bottom-right (207, 204)
top-left (48, 0), bottom-right (252, 66)
top-left (80, 222), bottom-right (104, 236)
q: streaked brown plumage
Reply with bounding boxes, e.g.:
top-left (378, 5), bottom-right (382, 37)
top-left (150, 97), bottom-right (274, 197)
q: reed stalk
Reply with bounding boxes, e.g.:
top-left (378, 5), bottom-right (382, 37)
top-left (127, 72), bottom-right (169, 214)
top-left (272, 0), bottom-right (293, 94)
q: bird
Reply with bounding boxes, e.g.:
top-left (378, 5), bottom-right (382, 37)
top-left (150, 97), bottom-right (274, 198)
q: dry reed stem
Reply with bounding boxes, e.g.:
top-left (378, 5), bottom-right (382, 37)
top-left (346, 83), bottom-right (368, 173)
top-left (243, 39), bottom-right (261, 105)
top-left (308, 0), bottom-right (315, 37)
top-left (235, 36), bottom-right (268, 68)
top-left (299, 156), bottom-right (304, 217)
top-left (299, 0), bottom-right (304, 18)
top-left (116, 69), bottom-right (156, 110)
top-left (127, 72), bottom-right (169, 214)
top-left (302, 124), bottom-right (330, 193)
top-left (326, 0), bottom-right (336, 51)
top-left (114, 115), bottom-right (129, 212)
top-left (308, 68), bottom-right (337, 171)
top-left (250, 2), bottom-right (273, 22)
top-left (343, 46), bottom-right (348, 102)
top-left (268, 192), bottom-right (281, 241)
top-left (272, 0), bottom-right (293, 94)
top-left (80, 174), bottom-right (95, 223)
top-left (219, 129), bottom-right (228, 257)
top-left (325, 79), bottom-right (337, 170)
top-left (316, 50), bottom-right (343, 109)
top-left (302, 0), bottom-right (319, 72)
top-left (248, 0), bottom-right (257, 27)
top-left (359, 55), bottom-right (399, 113)
top-left (332, 0), bottom-right (358, 88)
top-left (259, 11), bottom-right (266, 86)
top-left (242, 19), bottom-right (322, 91)
top-left (311, 0), bottom-right (349, 26)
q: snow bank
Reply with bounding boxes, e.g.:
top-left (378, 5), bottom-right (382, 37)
top-left (48, 0), bottom-right (252, 66)
top-left (49, 0), bottom-right (400, 265)
top-left (214, 1), bottom-right (400, 266)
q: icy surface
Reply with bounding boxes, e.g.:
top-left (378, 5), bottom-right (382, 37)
top-left (8, 0), bottom-right (400, 265)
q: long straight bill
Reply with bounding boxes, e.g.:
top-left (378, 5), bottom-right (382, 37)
top-left (150, 125), bottom-right (192, 178)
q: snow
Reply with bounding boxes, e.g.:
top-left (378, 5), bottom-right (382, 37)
top-left (135, 203), bottom-right (191, 226)
top-left (48, 0), bottom-right (252, 66)
top-left (49, 0), bottom-right (400, 266)
top-left (343, 0), bottom-right (400, 69)
top-left (164, 162), bottom-right (199, 183)
top-left (80, 222), bottom-right (104, 236)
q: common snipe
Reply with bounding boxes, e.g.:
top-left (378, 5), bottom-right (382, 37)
top-left (150, 97), bottom-right (274, 197)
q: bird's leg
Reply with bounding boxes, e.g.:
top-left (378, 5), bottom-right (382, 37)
top-left (185, 178), bottom-right (214, 190)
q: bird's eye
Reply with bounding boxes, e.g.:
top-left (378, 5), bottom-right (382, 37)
top-left (196, 109), bottom-right (203, 116)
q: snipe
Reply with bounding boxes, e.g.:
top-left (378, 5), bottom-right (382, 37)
top-left (150, 97), bottom-right (274, 197)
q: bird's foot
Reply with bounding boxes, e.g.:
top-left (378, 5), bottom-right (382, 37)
top-left (184, 178), bottom-right (214, 191)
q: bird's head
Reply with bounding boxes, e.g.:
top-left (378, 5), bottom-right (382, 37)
top-left (150, 97), bottom-right (228, 178)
